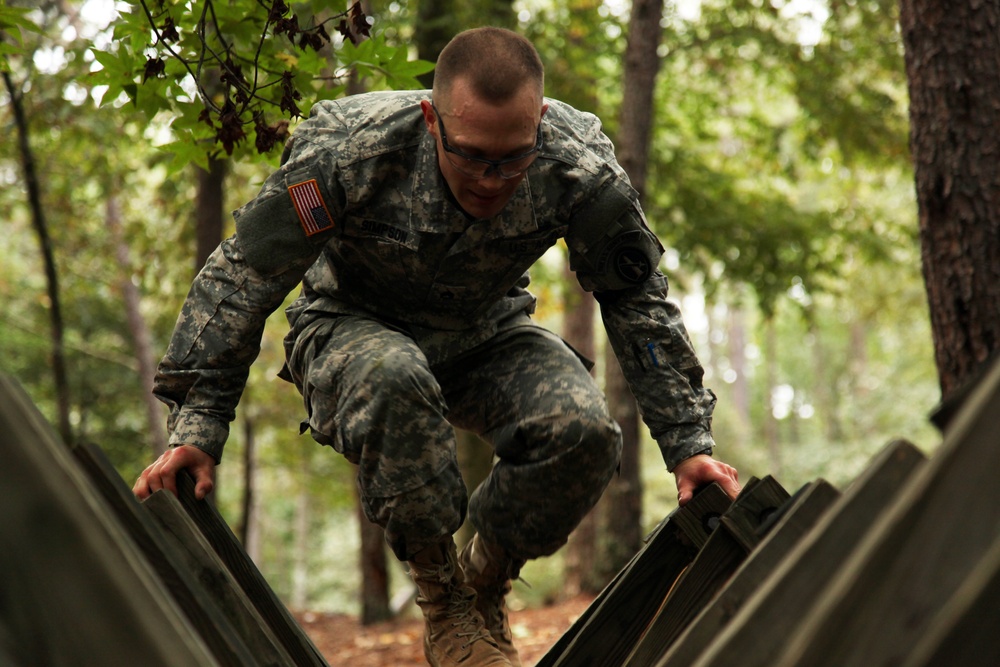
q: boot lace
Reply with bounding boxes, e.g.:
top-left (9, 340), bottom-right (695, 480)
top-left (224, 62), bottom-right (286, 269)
top-left (446, 586), bottom-right (494, 648)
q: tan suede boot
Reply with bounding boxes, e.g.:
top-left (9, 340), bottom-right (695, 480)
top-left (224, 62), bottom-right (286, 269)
top-left (408, 538), bottom-right (511, 667)
top-left (458, 535), bottom-right (526, 667)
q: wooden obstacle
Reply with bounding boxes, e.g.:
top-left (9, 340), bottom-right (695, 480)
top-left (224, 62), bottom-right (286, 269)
top-left (0, 374), bottom-right (328, 667)
top-left (4, 351), bottom-right (999, 666)
top-left (537, 356), bottom-right (1000, 667)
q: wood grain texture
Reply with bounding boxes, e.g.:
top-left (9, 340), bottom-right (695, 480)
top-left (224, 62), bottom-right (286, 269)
top-left (0, 374), bottom-right (217, 666)
top-left (174, 471), bottom-right (330, 667)
top-left (74, 443), bottom-right (258, 666)
top-left (691, 439), bottom-right (926, 667)
top-left (637, 479), bottom-right (839, 667)
top-left (536, 484), bottom-right (732, 667)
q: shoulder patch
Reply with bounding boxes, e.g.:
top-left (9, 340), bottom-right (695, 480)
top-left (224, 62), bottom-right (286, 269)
top-left (613, 245), bottom-right (654, 284)
top-left (288, 179), bottom-right (335, 236)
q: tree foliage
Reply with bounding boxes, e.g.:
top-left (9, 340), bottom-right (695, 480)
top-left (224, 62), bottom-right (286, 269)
top-left (91, 0), bottom-right (432, 168)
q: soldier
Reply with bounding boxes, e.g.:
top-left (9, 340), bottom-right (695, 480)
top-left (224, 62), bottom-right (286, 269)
top-left (134, 27), bottom-right (741, 667)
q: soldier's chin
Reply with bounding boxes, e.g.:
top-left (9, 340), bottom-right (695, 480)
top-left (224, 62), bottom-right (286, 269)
top-left (460, 193), bottom-right (508, 220)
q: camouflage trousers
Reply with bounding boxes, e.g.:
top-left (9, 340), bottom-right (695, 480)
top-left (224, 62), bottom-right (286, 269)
top-left (286, 315), bottom-right (622, 562)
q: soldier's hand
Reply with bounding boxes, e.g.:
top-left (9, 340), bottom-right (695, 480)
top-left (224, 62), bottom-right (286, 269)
top-left (673, 454), bottom-right (740, 506)
top-left (133, 444), bottom-right (216, 501)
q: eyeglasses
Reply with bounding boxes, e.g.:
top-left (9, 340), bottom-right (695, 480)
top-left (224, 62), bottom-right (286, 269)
top-left (431, 102), bottom-right (543, 180)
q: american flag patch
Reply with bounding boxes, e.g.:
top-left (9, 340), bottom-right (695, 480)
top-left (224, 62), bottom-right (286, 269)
top-left (288, 179), bottom-right (334, 236)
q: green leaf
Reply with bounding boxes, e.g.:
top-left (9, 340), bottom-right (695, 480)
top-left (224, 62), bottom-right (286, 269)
top-left (0, 4), bottom-right (41, 39)
top-left (90, 48), bottom-right (128, 75)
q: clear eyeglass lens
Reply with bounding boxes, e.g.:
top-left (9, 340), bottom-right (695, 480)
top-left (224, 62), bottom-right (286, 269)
top-left (447, 154), bottom-right (534, 180)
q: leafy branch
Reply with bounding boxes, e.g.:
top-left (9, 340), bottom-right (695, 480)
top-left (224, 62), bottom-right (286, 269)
top-left (91, 0), bottom-right (430, 168)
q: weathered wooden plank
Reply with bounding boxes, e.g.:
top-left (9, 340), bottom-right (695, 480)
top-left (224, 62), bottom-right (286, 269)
top-left (622, 476), bottom-right (794, 667)
top-left (772, 360), bottom-right (1000, 667)
top-left (690, 438), bottom-right (925, 667)
top-left (536, 483), bottom-right (732, 667)
top-left (716, 475), bottom-right (790, 552)
top-left (144, 489), bottom-right (296, 666)
top-left (73, 443), bottom-right (259, 667)
top-left (634, 479), bottom-right (839, 667)
top-left (901, 533), bottom-right (1000, 667)
top-left (173, 471), bottom-right (330, 667)
top-left (0, 374), bottom-right (217, 666)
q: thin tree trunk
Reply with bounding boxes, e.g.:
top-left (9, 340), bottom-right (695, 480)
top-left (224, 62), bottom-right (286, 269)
top-left (3, 70), bottom-right (73, 445)
top-left (598, 357), bottom-right (643, 581)
top-left (106, 192), bottom-right (168, 456)
top-left (357, 486), bottom-right (392, 624)
top-left (237, 415), bottom-right (257, 552)
top-left (414, 0), bottom-right (457, 88)
top-left (481, 0), bottom-right (516, 30)
top-left (291, 459), bottom-right (311, 610)
top-left (763, 318), bottom-right (782, 477)
top-left (900, 0), bottom-right (1000, 401)
top-left (192, 154), bottom-right (226, 506)
top-left (345, 5), bottom-right (392, 623)
top-left (193, 158), bottom-right (227, 273)
top-left (727, 301), bottom-right (752, 449)
top-left (561, 260), bottom-right (601, 596)
top-left (809, 319), bottom-right (844, 442)
top-left (456, 429), bottom-right (493, 548)
top-left (598, 0), bottom-right (664, 579)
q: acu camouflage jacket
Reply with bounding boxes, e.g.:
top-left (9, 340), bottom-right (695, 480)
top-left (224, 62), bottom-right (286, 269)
top-left (154, 90), bottom-right (717, 471)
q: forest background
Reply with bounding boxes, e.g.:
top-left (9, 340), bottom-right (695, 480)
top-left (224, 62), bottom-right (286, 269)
top-left (1, 0), bottom-right (943, 619)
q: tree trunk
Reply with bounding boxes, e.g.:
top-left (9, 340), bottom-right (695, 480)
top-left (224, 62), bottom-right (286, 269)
top-left (344, 10), bottom-right (392, 622)
top-left (456, 429), bottom-right (493, 548)
top-left (480, 0), bottom-right (516, 30)
top-left (192, 153), bottom-right (227, 505)
top-left (357, 485), bottom-right (392, 624)
top-left (414, 0), bottom-right (457, 88)
top-left (237, 415), bottom-right (258, 554)
top-left (598, 0), bottom-right (664, 579)
top-left (3, 70), bottom-right (73, 445)
top-left (561, 260), bottom-right (602, 596)
top-left (899, 0), bottom-right (1000, 401)
top-left (727, 301), bottom-right (752, 449)
top-left (598, 357), bottom-right (644, 581)
top-left (106, 192), bottom-right (168, 457)
top-left (290, 458), bottom-right (311, 610)
top-left (809, 319), bottom-right (845, 443)
top-left (763, 317), bottom-right (782, 477)
top-left (193, 157), bottom-right (227, 273)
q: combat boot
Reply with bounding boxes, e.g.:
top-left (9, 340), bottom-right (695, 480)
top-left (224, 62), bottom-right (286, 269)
top-left (458, 534), bottom-right (526, 667)
top-left (408, 538), bottom-right (511, 667)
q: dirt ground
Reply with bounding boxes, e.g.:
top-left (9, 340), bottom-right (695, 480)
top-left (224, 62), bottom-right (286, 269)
top-left (296, 594), bottom-right (595, 666)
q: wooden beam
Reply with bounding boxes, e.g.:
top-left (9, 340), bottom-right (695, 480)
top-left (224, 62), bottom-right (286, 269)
top-left (772, 371), bottom-right (998, 667)
top-left (74, 443), bottom-right (259, 666)
top-left (690, 439), bottom-right (925, 667)
top-left (623, 476), bottom-right (799, 667)
top-left (653, 479), bottom-right (837, 667)
top-left (0, 374), bottom-right (217, 666)
top-left (535, 483), bottom-right (732, 667)
top-left (901, 533), bottom-right (1000, 667)
top-left (173, 471), bottom-right (330, 667)
top-left (144, 490), bottom-right (296, 665)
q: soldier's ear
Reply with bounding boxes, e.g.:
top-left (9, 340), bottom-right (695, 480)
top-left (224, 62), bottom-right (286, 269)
top-left (420, 100), bottom-right (438, 137)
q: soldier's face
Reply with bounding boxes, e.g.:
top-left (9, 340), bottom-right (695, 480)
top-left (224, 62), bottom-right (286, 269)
top-left (422, 78), bottom-right (547, 220)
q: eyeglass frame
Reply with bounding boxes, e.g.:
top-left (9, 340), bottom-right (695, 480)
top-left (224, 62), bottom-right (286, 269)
top-left (430, 102), bottom-right (543, 180)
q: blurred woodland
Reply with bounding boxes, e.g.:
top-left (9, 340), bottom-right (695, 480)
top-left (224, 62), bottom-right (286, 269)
top-left (5, 0), bottom-right (993, 620)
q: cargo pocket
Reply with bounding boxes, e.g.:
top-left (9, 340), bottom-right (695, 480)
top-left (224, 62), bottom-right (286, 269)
top-left (302, 348), bottom-right (360, 464)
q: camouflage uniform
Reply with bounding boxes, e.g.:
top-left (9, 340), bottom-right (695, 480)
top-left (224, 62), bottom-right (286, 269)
top-left (154, 91), bottom-right (717, 561)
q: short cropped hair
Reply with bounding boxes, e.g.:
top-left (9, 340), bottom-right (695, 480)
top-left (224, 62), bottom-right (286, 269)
top-left (433, 27), bottom-right (545, 104)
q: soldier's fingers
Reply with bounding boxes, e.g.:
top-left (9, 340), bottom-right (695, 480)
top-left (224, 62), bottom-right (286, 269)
top-left (132, 471), bottom-right (151, 499)
top-left (191, 469), bottom-right (214, 500)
